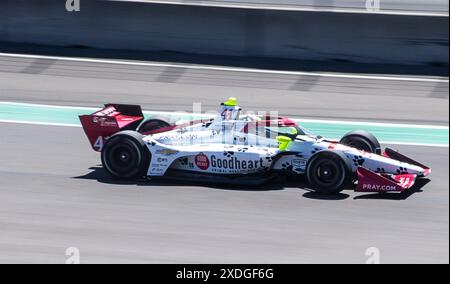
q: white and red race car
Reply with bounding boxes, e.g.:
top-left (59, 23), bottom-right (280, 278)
top-left (79, 98), bottom-right (431, 195)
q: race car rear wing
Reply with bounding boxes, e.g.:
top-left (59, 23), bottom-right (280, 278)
top-left (79, 104), bottom-right (144, 152)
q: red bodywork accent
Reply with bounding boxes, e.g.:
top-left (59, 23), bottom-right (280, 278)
top-left (328, 142), bottom-right (338, 150)
top-left (140, 119), bottom-right (207, 135)
top-left (142, 125), bottom-right (177, 135)
top-left (356, 167), bottom-right (417, 193)
top-left (260, 116), bottom-right (298, 127)
top-left (244, 116), bottom-right (299, 133)
top-left (383, 148), bottom-right (431, 177)
top-left (79, 104), bottom-right (144, 151)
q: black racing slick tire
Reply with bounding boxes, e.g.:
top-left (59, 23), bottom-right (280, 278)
top-left (101, 131), bottom-right (150, 179)
top-left (138, 118), bottom-right (172, 134)
top-left (305, 151), bottom-right (352, 195)
top-left (340, 130), bottom-right (381, 154)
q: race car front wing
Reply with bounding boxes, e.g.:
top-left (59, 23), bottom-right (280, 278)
top-left (356, 148), bottom-right (431, 193)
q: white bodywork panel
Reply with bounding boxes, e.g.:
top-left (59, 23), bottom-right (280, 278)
top-left (141, 105), bottom-right (425, 178)
top-left (142, 124), bottom-right (425, 177)
top-left (143, 127), bottom-right (279, 176)
top-left (272, 138), bottom-right (425, 176)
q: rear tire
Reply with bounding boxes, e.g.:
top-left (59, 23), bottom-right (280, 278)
top-left (138, 118), bottom-right (172, 134)
top-left (340, 130), bottom-right (381, 154)
top-left (101, 131), bottom-right (150, 179)
top-left (306, 151), bottom-right (351, 195)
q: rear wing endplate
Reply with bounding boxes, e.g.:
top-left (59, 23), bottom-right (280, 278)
top-left (79, 104), bottom-right (144, 151)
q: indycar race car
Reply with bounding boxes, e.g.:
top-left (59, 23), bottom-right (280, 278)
top-left (79, 98), bottom-right (431, 195)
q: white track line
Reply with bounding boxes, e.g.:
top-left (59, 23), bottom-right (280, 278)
top-left (0, 101), bottom-right (98, 111)
top-left (111, 0), bottom-right (450, 17)
top-left (0, 120), bottom-right (80, 128)
top-left (0, 52), bottom-right (448, 83)
top-left (1, 101), bottom-right (449, 130)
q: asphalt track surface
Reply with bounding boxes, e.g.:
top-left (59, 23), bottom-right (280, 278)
top-left (117, 0), bottom-right (450, 16)
top-left (0, 54), bottom-right (448, 263)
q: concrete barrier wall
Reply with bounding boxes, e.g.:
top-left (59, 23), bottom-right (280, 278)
top-left (0, 0), bottom-right (448, 66)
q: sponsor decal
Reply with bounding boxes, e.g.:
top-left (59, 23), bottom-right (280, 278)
top-left (158, 134), bottom-right (199, 141)
top-left (362, 184), bottom-right (397, 192)
top-left (194, 152), bottom-right (267, 173)
top-left (195, 153), bottom-right (210, 170)
top-left (155, 149), bottom-right (179, 156)
top-left (157, 157), bottom-right (169, 163)
top-left (211, 155), bottom-right (263, 171)
top-left (92, 116), bottom-right (117, 127)
top-left (151, 163), bottom-right (167, 168)
top-left (150, 167), bottom-right (164, 173)
top-left (292, 159), bottom-right (307, 168)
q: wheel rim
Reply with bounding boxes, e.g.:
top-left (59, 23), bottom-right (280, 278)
top-left (105, 141), bottom-right (141, 176)
top-left (112, 146), bottom-right (133, 167)
top-left (314, 160), bottom-right (340, 186)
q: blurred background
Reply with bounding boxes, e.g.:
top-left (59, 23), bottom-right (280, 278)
top-left (0, 0), bottom-right (448, 75)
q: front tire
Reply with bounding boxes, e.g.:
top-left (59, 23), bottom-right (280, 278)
top-left (306, 151), bottom-right (351, 195)
top-left (101, 131), bottom-right (150, 179)
top-left (340, 130), bottom-right (381, 154)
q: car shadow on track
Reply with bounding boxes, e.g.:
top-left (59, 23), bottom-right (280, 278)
top-left (74, 166), bottom-right (429, 200)
top-left (74, 166), bottom-right (287, 191)
top-left (302, 191), bottom-right (351, 200)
